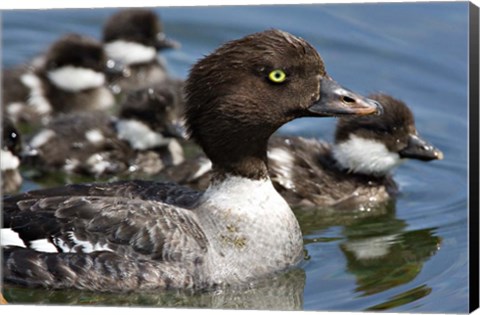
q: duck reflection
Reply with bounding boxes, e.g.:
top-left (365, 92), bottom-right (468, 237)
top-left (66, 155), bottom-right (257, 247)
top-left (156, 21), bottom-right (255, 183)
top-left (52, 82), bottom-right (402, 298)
top-left (4, 268), bottom-right (306, 309)
top-left (296, 200), bottom-right (441, 300)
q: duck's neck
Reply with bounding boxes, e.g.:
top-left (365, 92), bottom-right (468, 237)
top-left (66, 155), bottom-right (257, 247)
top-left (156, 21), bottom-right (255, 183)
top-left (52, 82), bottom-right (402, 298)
top-left (204, 129), bottom-right (271, 182)
top-left (210, 155), bottom-right (269, 182)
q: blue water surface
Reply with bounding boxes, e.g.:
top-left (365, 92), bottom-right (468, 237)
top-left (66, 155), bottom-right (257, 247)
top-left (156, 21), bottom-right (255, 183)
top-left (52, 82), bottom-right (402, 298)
top-left (1, 2), bottom-right (471, 313)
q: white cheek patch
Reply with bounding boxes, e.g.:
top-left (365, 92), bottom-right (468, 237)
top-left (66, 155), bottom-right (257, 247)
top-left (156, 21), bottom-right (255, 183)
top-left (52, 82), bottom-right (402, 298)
top-left (29, 129), bottom-right (56, 148)
top-left (116, 119), bottom-right (170, 150)
top-left (20, 73), bottom-right (52, 115)
top-left (104, 40), bottom-right (157, 65)
top-left (267, 147), bottom-right (295, 189)
top-left (47, 66), bottom-right (106, 92)
top-left (1, 149), bottom-right (20, 171)
top-left (333, 135), bottom-right (403, 176)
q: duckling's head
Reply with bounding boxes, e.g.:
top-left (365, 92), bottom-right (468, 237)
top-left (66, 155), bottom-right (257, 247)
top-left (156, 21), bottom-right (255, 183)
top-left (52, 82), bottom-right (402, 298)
top-left (185, 29), bottom-right (380, 178)
top-left (103, 9), bottom-right (179, 53)
top-left (43, 34), bottom-right (113, 92)
top-left (119, 82), bottom-right (186, 139)
top-left (45, 34), bottom-right (106, 72)
top-left (334, 93), bottom-right (443, 176)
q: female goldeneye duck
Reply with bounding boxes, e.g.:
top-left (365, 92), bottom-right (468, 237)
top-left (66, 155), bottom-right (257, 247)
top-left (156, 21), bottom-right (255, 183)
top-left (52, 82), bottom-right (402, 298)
top-left (267, 93), bottom-right (443, 209)
top-left (1, 116), bottom-right (23, 194)
top-left (2, 29), bottom-right (381, 292)
top-left (23, 84), bottom-right (186, 178)
top-left (2, 34), bottom-right (121, 126)
top-left (103, 8), bottom-right (180, 93)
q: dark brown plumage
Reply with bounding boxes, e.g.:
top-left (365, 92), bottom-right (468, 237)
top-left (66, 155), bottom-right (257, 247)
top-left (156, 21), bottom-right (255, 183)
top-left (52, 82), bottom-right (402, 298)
top-left (185, 30), bottom-right (326, 180)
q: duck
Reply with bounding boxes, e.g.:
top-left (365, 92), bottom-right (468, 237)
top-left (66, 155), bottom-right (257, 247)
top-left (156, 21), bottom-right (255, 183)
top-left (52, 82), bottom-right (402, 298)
top-left (161, 94), bottom-right (442, 210)
top-left (2, 29), bottom-right (381, 292)
top-left (102, 9), bottom-right (180, 93)
top-left (268, 93), bottom-right (443, 209)
top-left (1, 116), bottom-right (23, 194)
top-left (2, 34), bottom-right (120, 126)
top-left (23, 84), bottom-right (186, 178)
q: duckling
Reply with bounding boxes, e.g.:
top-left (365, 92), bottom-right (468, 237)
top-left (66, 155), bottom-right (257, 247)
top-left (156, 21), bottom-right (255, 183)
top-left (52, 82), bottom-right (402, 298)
top-left (103, 9), bottom-right (180, 93)
top-left (268, 93), bottom-right (443, 209)
top-left (2, 34), bottom-right (118, 126)
top-left (23, 84), bottom-right (186, 178)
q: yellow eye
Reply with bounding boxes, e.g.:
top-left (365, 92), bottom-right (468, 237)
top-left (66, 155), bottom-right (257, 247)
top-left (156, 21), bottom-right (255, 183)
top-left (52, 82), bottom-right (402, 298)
top-left (268, 69), bottom-right (287, 83)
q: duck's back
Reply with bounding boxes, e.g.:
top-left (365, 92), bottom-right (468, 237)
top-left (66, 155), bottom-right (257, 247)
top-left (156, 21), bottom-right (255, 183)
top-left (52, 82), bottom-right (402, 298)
top-left (2, 180), bottom-right (210, 291)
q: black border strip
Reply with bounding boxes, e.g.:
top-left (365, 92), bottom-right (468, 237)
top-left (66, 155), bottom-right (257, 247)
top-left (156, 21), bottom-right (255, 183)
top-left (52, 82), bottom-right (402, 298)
top-left (469, 1), bottom-right (479, 313)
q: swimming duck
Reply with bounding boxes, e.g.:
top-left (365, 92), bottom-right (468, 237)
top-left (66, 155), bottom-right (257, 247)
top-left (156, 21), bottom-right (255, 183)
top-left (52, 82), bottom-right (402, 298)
top-left (103, 9), bottom-right (180, 93)
top-left (2, 30), bottom-right (381, 291)
top-left (268, 93), bottom-right (443, 209)
top-left (1, 116), bottom-right (23, 194)
top-left (2, 34), bottom-right (119, 125)
top-left (23, 84), bottom-right (186, 178)
top-left (161, 94), bottom-right (442, 210)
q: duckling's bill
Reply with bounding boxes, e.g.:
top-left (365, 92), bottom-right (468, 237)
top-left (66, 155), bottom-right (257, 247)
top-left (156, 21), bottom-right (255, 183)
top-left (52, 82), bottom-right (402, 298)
top-left (399, 134), bottom-right (444, 161)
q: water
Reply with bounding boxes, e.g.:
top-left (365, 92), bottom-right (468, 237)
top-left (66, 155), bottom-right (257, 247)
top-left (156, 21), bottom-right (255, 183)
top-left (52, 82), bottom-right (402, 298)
top-left (1, 2), bottom-right (470, 313)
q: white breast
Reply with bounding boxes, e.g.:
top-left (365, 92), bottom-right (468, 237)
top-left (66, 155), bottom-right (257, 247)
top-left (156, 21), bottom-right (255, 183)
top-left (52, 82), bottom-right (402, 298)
top-left (47, 66), bottom-right (106, 92)
top-left (104, 40), bottom-right (157, 65)
top-left (201, 176), bottom-right (291, 217)
top-left (333, 135), bottom-right (403, 175)
top-left (198, 176), bottom-right (303, 282)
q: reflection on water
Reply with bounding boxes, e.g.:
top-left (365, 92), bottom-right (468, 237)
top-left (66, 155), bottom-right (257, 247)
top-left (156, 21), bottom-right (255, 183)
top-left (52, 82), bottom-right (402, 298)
top-left (340, 211), bottom-right (441, 297)
top-left (5, 268), bottom-right (306, 310)
top-left (295, 200), bottom-right (441, 310)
